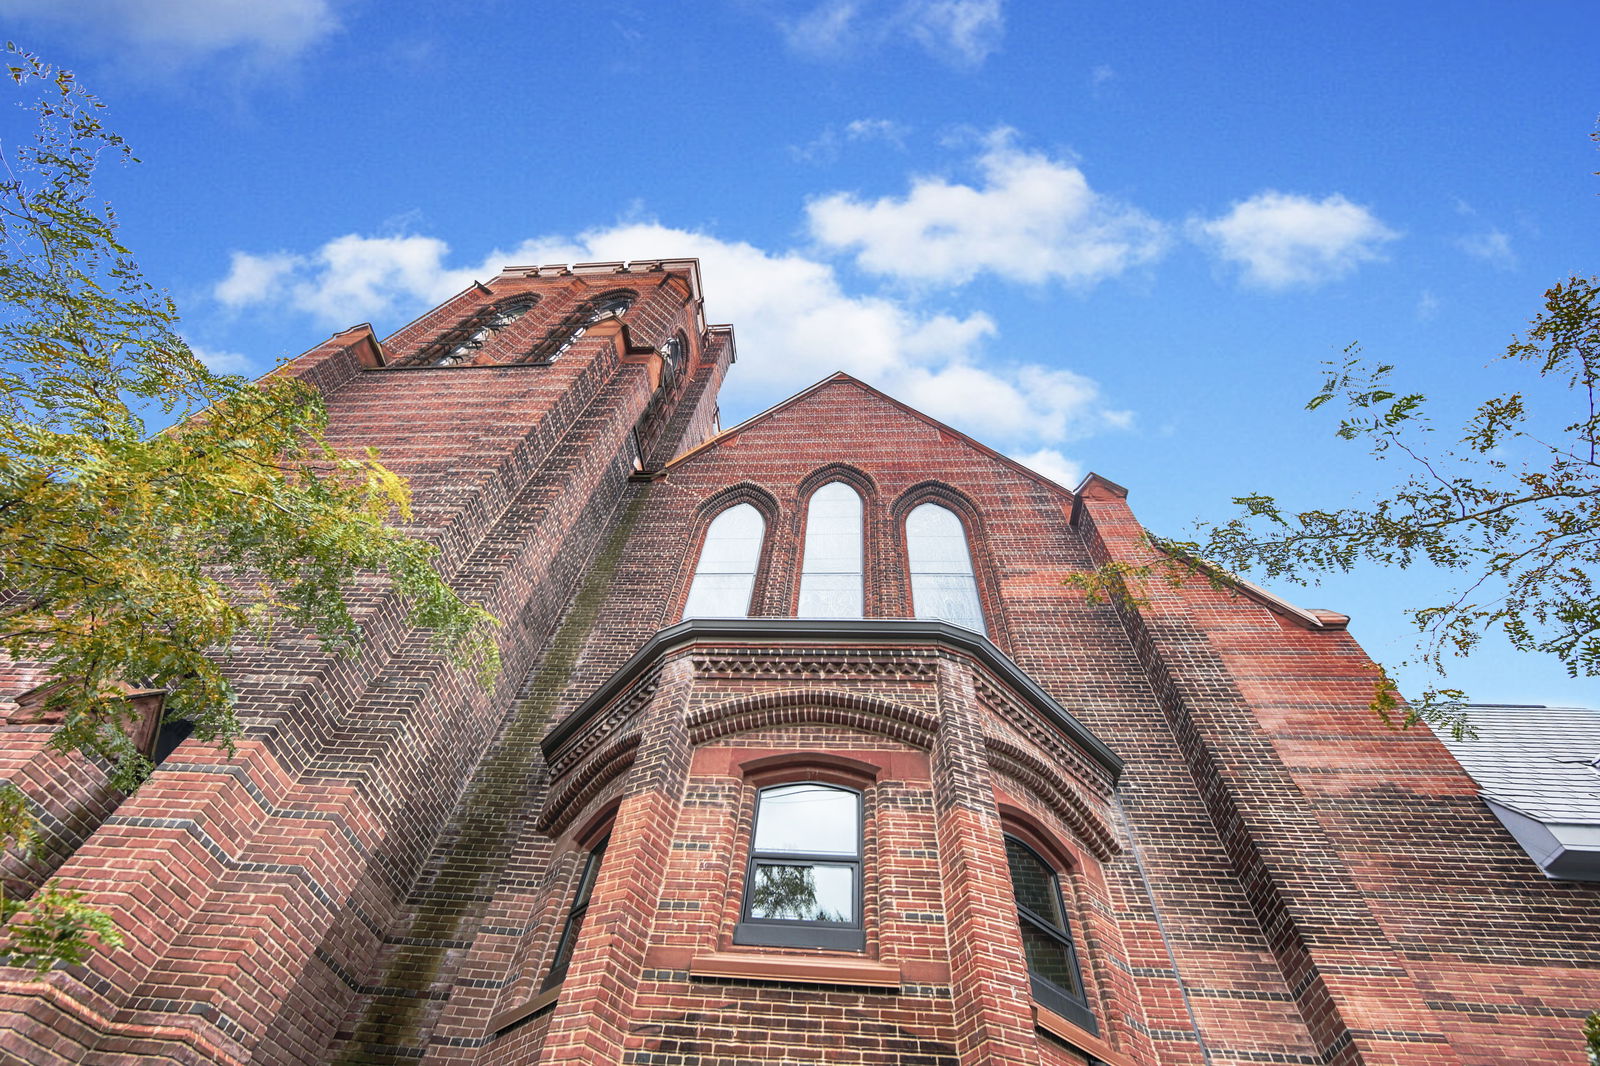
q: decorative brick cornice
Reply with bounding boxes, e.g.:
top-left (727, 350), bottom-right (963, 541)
top-left (540, 618), bottom-right (1123, 779)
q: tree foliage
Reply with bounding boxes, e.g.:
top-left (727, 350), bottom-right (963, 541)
top-left (1167, 276), bottom-right (1599, 734)
top-left (0, 45), bottom-right (497, 973)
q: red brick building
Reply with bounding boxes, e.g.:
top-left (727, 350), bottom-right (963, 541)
top-left (2, 259), bottom-right (1596, 1065)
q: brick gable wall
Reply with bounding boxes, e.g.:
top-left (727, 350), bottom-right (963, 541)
top-left (3, 277), bottom-right (1595, 1066)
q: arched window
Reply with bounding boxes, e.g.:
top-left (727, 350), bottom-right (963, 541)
top-left (906, 502), bottom-right (984, 633)
top-left (1005, 834), bottom-right (1094, 1031)
top-left (681, 503), bottom-right (765, 619)
top-left (527, 289), bottom-right (638, 363)
top-left (584, 290), bottom-right (636, 320)
top-left (736, 782), bottom-right (863, 950)
top-left (426, 294), bottom-right (539, 366)
top-left (544, 833), bottom-right (608, 989)
top-left (658, 333), bottom-right (686, 385)
top-left (797, 481), bottom-right (863, 618)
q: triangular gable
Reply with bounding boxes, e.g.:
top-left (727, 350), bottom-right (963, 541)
top-left (664, 372), bottom-right (1077, 499)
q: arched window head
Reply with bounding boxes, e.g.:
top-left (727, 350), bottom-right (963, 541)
top-left (585, 290), bottom-right (636, 322)
top-left (658, 334), bottom-right (686, 385)
top-left (797, 481), bottom-right (863, 619)
top-left (537, 290), bottom-right (639, 362)
top-left (1005, 834), bottom-right (1094, 1032)
top-left (544, 834), bottom-right (608, 989)
top-left (906, 502), bottom-right (984, 633)
top-left (682, 503), bottom-right (765, 619)
top-left (736, 782), bottom-right (863, 950)
top-left (427, 294), bottom-right (541, 365)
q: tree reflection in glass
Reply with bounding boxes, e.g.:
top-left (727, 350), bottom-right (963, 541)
top-left (740, 783), bottom-right (861, 940)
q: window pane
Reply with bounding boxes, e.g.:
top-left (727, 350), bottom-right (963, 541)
top-left (753, 784), bottom-right (859, 856)
top-left (798, 482), bottom-right (863, 618)
top-left (1020, 919), bottom-right (1084, 999)
top-left (797, 574), bottom-right (863, 618)
top-left (748, 862), bottom-right (855, 923)
top-left (682, 504), bottom-right (764, 619)
top-left (907, 503), bottom-right (984, 632)
top-left (682, 572), bottom-right (757, 619)
top-left (1006, 837), bottom-right (1065, 927)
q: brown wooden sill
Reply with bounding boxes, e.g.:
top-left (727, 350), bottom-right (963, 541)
top-left (689, 952), bottom-right (902, 989)
top-left (1032, 1003), bottom-right (1133, 1066)
top-left (486, 984), bottom-right (561, 1036)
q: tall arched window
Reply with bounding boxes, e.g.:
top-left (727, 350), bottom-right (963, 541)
top-left (527, 289), bottom-right (638, 363)
top-left (906, 502), bottom-right (984, 633)
top-left (682, 503), bottom-right (765, 619)
top-left (425, 294), bottom-right (540, 366)
top-left (797, 482), bottom-right (863, 618)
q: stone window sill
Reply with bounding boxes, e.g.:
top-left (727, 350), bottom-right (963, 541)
top-left (1033, 1003), bottom-right (1132, 1066)
top-left (688, 952), bottom-right (901, 989)
top-left (486, 985), bottom-right (561, 1036)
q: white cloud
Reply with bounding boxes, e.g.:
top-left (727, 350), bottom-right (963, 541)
top-left (189, 344), bottom-right (256, 376)
top-left (1008, 448), bottom-right (1083, 488)
top-left (1190, 191), bottom-right (1398, 289)
top-left (901, 0), bottom-right (1003, 67)
top-left (212, 220), bottom-right (1129, 457)
top-left (791, 117), bottom-right (913, 164)
top-left (215, 252), bottom-right (298, 307)
top-left (2, 0), bottom-right (338, 65)
top-left (1417, 289), bottom-right (1440, 321)
top-left (775, 0), bottom-right (1004, 68)
top-left (806, 130), bottom-right (1166, 287)
top-left (213, 236), bottom-right (469, 324)
top-left (1456, 228), bottom-right (1516, 270)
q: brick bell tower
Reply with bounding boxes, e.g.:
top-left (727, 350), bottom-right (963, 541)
top-left (3, 259), bottom-right (1598, 1066)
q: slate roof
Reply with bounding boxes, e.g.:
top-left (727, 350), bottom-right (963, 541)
top-left (1434, 704), bottom-right (1600, 824)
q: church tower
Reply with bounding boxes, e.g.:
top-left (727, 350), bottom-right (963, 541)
top-left (2, 260), bottom-right (1597, 1066)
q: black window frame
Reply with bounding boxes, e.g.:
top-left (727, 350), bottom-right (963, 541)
top-left (543, 834), bottom-right (609, 989)
top-left (733, 781), bottom-right (865, 951)
top-left (1005, 833), bottom-right (1096, 1033)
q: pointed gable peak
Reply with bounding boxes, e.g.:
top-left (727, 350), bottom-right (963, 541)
top-left (662, 372), bottom-right (1079, 499)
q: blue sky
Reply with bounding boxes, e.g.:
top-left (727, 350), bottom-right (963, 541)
top-left (5, 0), bottom-right (1597, 707)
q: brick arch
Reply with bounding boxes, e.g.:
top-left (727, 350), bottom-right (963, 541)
top-left (791, 464), bottom-right (881, 616)
top-left (686, 689), bottom-right (938, 749)
top-left (670, 484), bottom-right (784, 622)
top-left (537, 733), bottom-right (641, 835)
top-left (795, 462), bottom-right (879, 502)
top-left (889, 481), bottom-right (1011, 648)
top-left (984, 736), bottom-right (1120, 861)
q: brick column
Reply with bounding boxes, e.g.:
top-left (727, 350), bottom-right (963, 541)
top-left (1074, 477), bottom-right (1465, 1066)
top-left (535, 659), bottom-right (693, 1066)
top-left (932, 660), bottom-right (1045, 1066)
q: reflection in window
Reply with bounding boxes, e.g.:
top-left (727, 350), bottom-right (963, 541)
top-left (682, 504), bottom-right (765, 619)
top-left (529, 290), bottom-right (638, 363)
top-left (658, 333), bottom-right (686, 385)
top-left (425, 294), bottom-right (539, 366)
top-left (906, 503), bottom-right (984, 633)
top-left (1006, 835), bottom-right (1094, 1032)
top-left (797, 482), bottom-right (863, 618)
top-left (545, 835), bottom-right (608, 989)
top-left (737, 783), bottom-right (863, 950)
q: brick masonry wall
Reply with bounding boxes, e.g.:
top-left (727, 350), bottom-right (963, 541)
top-left (6, 282), bottom-right (1596, 1066)
top-left (0, 267), bottom-right (728, 1065)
